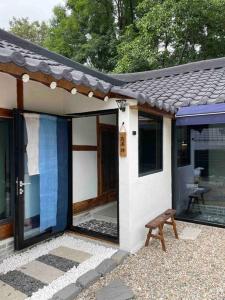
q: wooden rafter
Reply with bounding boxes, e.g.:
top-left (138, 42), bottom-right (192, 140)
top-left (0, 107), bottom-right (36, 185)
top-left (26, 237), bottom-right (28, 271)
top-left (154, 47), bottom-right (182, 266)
top-left (0, 108), bottom-right (13, 118)
top-left (0, 62), bottom-right (109, 100)
top-left (72, 145), bottom-right (97, 151)
top-left (16, 78), bottom-right (24, 109)
top-left (130, 103), bottom-right (175, 119)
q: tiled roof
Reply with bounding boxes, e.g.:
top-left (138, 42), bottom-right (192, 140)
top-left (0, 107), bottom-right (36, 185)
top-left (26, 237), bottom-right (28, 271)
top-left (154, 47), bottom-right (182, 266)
top-left (111, 58), bottom-right (225, 113)
top-left (1, 29), bottom-right (225, 114)
top-left (0, 29), bottom-right (123, 95)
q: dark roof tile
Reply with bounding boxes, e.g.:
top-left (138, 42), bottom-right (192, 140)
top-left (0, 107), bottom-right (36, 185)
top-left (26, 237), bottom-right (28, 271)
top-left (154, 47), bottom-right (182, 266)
top-left (110, 56), bottom-right (225, 112)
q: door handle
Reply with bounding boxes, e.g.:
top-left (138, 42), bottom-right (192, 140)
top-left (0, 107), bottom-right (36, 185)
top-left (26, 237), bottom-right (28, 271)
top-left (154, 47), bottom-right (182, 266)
top-left (19, 181), bottom-right (31, 187)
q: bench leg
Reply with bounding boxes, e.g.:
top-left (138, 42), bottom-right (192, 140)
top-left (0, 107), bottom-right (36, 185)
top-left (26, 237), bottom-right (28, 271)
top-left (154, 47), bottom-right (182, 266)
top-left (171, 217), bottom-right (179, 239)
top-left (145, 229), bottom-right (152, 247)
top-left (158, 225), bottom-right (166, 252)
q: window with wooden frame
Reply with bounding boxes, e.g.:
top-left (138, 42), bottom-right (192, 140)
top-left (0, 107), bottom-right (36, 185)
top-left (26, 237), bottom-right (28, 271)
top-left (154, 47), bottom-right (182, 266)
top-left (138, 112), bottom-right (163, 176)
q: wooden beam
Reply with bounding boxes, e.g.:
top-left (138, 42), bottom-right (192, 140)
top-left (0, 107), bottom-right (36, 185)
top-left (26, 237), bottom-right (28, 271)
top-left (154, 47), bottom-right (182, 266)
top-left (109, 92), bottom-right (132, 99)
top-left (98, 123), bottom-right (117, 130)
top-left (72, 145), bottom-right (97, 151)
top-left (0, 108), bottom-right (13, 118)
top-left (17, 79), bottom-right (24, 109)
top-left (0, 222), bottom-right (13, 239)
top-left (73, 191), bottom-right (116, 215)
top-left (96, 115), bottom-right (101, 196)
top-left (130, 103), bottom-right (175, 119)
top-left (0, 62), bottom-right (107, 100)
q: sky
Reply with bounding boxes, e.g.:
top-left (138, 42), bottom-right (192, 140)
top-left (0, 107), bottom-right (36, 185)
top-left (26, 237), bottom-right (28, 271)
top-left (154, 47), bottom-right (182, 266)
top-left (0, 0), bottom-right (65, 29)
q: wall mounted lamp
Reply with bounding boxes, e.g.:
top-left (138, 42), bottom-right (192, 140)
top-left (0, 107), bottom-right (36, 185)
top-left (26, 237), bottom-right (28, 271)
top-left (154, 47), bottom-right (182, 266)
top-left (116, 99), bottom-right (127, 112)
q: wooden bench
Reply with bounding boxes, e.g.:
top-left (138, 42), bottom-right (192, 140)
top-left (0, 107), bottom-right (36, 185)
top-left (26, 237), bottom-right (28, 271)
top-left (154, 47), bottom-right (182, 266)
top-left (145, 209), bottom-right (178, 252)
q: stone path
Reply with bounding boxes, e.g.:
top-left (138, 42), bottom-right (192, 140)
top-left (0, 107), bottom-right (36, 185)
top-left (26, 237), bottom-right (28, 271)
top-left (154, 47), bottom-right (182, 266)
top-left (179, 226), bottom-right (201, 240)
top-left (0, 236), bottom-right (123, 300)
top-left (0, 245), bottom-right (92, 299)
top-left (96, 279), bottom-right (134, 300)
top-left (52, 250), bottom-right (129, 300)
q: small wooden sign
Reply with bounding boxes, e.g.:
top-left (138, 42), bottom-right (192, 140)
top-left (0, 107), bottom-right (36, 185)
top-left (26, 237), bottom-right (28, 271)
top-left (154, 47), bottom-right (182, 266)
top-left (119, 132), bottom-right (127, 157)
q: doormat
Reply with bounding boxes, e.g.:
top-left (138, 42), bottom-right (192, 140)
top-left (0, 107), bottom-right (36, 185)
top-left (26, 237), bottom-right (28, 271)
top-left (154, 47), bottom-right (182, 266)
top-left (0, 235), bottom-right (117, 300)
top-left (179, 227), bottom-right (202, 240)
top-left (77, 219), bottom-right (118, 237)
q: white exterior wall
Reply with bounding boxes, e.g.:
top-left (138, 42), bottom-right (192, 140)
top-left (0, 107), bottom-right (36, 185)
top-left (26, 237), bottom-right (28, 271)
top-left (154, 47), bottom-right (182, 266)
top-left (72, 117), bottom-right (97, 146)
top-left (73, 151), bottom-right (98, 202)
top-left (99, 114), bottom-right (117, 125)
top-left (119, 105), bottom-right (172, 252)
top-left (0, 72), bottom-right (173, 253)
top-left (72, 117), bottom-right (98, 202)
top-left (0, 72), bottom-right (17, 109)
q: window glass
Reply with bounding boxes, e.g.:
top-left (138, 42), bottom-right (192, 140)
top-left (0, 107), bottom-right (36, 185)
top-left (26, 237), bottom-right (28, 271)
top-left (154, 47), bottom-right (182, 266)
top-left (177, 126), bottom-right (190, 167)
top-left (138, 112), bottom-right (163, 176)
top-left (174, 124), bottom-right (225, 227)
top-left (0, 119), bottom-right (11, 221)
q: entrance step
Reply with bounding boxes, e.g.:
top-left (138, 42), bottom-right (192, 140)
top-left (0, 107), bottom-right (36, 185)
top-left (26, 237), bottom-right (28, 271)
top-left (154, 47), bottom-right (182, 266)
top-left (18, 260), bottom-right (64, 284)
top-left (49, 246), bottom-right (92, 263)
top-left (179, 227), bottom-right (201, 240)
top-left (96, 279), bottom-right (134, 300)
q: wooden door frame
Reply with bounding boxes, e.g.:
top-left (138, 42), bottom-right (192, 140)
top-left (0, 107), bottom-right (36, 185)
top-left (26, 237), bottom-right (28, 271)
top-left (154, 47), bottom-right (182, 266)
top-left (13, 109), bottom-right (72, 250)
top-left (71, 109), bottom-right (120, 242)
top-left (0, 109), bottom-right (13, 239)
top-left (97, 122), bottom-right (118, 196)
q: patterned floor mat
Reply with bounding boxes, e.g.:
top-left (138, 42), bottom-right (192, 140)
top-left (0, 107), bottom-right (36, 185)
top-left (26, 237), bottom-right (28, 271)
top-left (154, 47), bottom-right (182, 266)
top-left (77, 219), bottom-right (118, 237)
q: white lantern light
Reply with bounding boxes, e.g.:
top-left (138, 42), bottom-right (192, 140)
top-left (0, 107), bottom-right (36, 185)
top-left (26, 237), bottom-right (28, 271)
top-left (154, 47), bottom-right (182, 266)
top-left (88, 91), bottom-right (94, 98)
top-left (71, 88), bottom-right (77, 95)
top-left (50, 81), bottom-right (57, 89)
top-left (22, 73), bottom-right (30, 83)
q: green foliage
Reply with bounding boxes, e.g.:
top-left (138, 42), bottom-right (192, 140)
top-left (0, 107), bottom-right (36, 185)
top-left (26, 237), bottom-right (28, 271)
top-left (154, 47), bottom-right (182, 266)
top-left (115, 0), bottom-right (225, 72)
top-left (45, 0), bottom-right (140, 72)
top-left (9, 17), bottom-right (49, 47)
top-left (44, 1), bottom-right (113, 71)
top-left (8, 0), bottom-right (225, 73)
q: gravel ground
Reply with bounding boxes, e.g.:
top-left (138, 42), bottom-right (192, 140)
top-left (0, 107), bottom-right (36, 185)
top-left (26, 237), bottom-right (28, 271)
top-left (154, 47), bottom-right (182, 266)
top-left (75, 221), bottom-right (225, 300)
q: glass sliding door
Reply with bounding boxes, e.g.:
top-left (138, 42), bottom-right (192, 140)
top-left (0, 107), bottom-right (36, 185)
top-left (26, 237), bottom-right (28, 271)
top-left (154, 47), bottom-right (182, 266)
top-left (14, 110), bottom-right (71, 250)
top-left (174, 124), bottom-right (225, 226)
top-left (0, 119), bottom-right (11, 222)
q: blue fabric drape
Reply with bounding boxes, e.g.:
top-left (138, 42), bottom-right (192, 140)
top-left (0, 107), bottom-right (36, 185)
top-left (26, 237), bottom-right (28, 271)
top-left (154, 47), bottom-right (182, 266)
top-left (39, 115), bottom-right (58, 231)
top-left (176, 103), bottom-right (225, 126)
top-left (54, 118), bottom-right (68, 231)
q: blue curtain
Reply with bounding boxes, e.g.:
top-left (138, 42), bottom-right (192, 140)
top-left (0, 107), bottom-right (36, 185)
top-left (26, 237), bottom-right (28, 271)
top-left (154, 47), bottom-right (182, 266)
top-left (39, 115), bottom-right (58, 231)
top-left (54, 118), bottom-right (69, 231)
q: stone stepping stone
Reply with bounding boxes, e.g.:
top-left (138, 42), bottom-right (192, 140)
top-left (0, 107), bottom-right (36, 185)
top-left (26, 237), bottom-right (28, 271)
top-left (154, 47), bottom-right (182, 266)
top-left (0, 270), bottom-right (46, 297)
top-left (51, 283), bottom-right (81, 300)
top-left (96, 279), bottom-right (134, 300)
top-left (37, 254), bottom-right (78, 272)
top-left (18, 260), bottom-right (64, 284)
top-left (50, 246), bottom-right (92, 263)
top-left (0, 280), bottom-right (27, 300)
top-left (111, 250), bottom-right (129, 265)
top-left (77, 269), bottom-right (101, 288)
top-left (180, 227), bottom-right (201, 240)
top-left (95, 258), bottom-right (117, 276)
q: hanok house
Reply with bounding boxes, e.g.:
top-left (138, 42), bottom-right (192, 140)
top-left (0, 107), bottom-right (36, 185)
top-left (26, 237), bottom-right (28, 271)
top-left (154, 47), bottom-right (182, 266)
top-left (0, 28), bottom-right (225, 260)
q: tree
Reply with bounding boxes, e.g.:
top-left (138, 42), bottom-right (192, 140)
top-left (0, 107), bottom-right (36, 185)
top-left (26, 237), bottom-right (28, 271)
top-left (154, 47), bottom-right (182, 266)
top-left (45, 0), bottom-right (140, 72)
top-left (9, 17), bottom-right (49, 47)
top-left (115, 0), bottom-right (225, 73)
